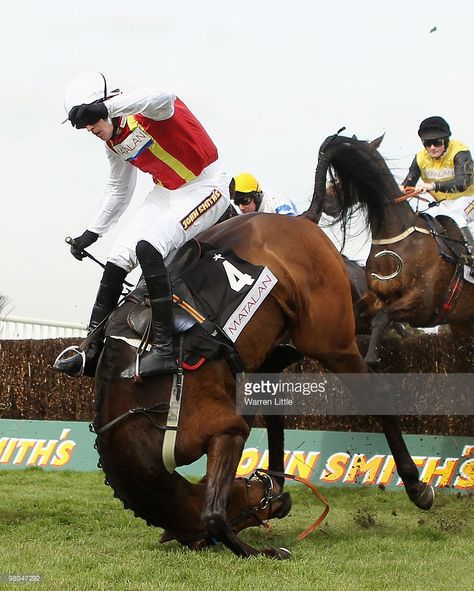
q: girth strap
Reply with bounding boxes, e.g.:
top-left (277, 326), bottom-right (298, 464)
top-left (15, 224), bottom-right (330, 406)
top-left (91, 402), bottom-right (170, 436)
top-left (162, 361), bottom-right (185, 473)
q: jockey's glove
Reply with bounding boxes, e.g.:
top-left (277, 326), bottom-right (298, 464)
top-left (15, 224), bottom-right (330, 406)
top-left (70, 230), bottom-right (99, 260)
top-left (68, 103), bottom-right (108, 129)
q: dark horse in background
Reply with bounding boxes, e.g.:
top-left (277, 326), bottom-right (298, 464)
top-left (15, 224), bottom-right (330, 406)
top-left (94, 200), bottom-right (434, 559)
top-left (311, 133), bottom-right (474, 362)
top-left (323, 182), bottom-right (408, 347)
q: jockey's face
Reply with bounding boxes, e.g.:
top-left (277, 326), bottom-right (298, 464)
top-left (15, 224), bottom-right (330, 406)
top-left (238, 199), bottom-right (257, 214)
top-left (234, 193), bottom-right (258, 214)
top-left (86, 119), bottom-right (114, 141)
top-left (422, 138), bottom-right (447, 160)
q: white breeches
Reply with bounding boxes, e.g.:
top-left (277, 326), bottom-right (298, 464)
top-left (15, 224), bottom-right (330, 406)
top-left (107, 160), bottom-right (230, 272)
top-left (423, 195), bottom-right (474, 227)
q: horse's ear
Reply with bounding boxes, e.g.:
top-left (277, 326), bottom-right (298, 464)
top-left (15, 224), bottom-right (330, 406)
top-left (229, 177), bottom-right (235, 199)
top-left (370, 134), bottom-right (385, 150)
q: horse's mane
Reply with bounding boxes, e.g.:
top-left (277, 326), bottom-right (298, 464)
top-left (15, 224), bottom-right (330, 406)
top-left (306, 134), bottom-right (402, 238)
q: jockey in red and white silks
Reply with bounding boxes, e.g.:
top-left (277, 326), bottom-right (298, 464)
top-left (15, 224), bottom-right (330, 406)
top-left (87, 88), bottom-right (230, 272)
top-left (54, 72), bottom-right (231, 378)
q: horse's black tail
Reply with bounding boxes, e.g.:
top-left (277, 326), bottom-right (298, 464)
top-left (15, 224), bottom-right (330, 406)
top-left (302, 132), bottom-right (395, 236)
top-left (302, 127), bottom-right (349, 224)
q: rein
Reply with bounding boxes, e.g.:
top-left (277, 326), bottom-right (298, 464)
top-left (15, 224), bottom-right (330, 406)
top-left (256, 469), bottom-right (330, 540)
top-left (174, 467), bottom-right (330, 547)
top-left (394, 188), bottom-right (432, 204)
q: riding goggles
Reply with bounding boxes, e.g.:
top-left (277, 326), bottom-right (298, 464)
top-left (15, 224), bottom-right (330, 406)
top-left (233, 194), bottom-right (255, 206)
top-left (422, 138), bottom-right (445, 148)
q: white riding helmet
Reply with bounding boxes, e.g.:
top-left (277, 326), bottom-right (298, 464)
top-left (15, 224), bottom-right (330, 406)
top-left (63, 71), bottom-right (121, 117)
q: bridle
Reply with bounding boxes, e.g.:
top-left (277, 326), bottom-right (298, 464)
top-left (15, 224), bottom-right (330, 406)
top-left (229, 470), bottom-right (285, 530)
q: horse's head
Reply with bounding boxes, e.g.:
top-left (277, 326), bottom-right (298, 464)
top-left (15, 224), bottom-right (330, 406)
top-left (225, 472), bottom-right (292, 534)
top-left (322, 180), bottom-right (343, 218)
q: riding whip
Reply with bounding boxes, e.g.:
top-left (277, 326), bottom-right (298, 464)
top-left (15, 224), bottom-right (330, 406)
top-left (65, 236), bottom-right (134, 288)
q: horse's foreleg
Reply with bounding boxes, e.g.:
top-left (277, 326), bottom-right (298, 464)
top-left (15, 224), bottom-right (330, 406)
top-left (365, 309), bottom-right (390, 365)
top-left (202, 433), bottom-right (257, 557)
top-left (377, 415), bottom-right (434, 510)
top-left (202, 432), bottom-right (290, 559)
top-left (319, 351), bottom-right (434, 512)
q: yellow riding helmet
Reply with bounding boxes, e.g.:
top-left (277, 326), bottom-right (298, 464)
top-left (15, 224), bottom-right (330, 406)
top-left (234, 173), bottom-right (261, 194)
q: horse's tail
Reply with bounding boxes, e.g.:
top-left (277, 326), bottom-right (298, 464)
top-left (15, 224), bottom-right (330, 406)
top-left (302, 129), bottom-right (347, 225)
top-left (302, 132), bottom-right (397, 236)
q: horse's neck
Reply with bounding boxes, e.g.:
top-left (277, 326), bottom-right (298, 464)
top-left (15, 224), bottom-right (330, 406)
top-left (371, 200), bottom-right (417, 241)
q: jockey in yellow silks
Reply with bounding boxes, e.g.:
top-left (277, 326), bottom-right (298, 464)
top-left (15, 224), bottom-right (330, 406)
top-left (402, 115), bottom-right (474, 263)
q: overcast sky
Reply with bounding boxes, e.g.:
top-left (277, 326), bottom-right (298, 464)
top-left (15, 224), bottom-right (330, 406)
top-left (2, 0), bottom-right (474, 323)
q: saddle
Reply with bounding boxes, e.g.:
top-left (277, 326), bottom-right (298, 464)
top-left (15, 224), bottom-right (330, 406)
top-left (418, 213), bottom-right (469, 267)
top-left (106, 239), bottom-right (278, 373)
top-left (105, 240), bottom-right (237, 370)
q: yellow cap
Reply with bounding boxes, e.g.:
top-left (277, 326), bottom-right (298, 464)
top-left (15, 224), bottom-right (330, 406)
top-left (234, 173), bottom-right (261, 194)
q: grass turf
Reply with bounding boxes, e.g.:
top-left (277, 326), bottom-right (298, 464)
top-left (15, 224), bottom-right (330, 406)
top-left (0, 469), bottom-right (472, 591)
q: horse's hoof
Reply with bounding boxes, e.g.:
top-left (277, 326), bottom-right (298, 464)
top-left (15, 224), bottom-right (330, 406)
top-left (364, 356), bottom-right (380, 367)
top-left (412, 483), bottom-right (435, 511)
top-left (262, 547), bottom-right (292, 560)
top-left (277, 547), bottom-right (292, 559)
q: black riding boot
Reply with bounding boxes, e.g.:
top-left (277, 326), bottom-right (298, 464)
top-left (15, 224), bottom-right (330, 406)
top-left (53, 262), bottom-right (127, 377)
top-left (461, 226), bottom-right (474, 271)
top-left (121, 241), bottom-right (178, 378)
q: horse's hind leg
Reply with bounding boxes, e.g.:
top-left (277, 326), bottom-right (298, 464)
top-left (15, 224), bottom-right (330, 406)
top-left (263, 415), bottom-right (292, 519)
top-left (318, 350), bottom-right (434, 511)
top-left (202, 432), bottom-right (290, 559)
top-left (263, 415), bottom-right (285, 487)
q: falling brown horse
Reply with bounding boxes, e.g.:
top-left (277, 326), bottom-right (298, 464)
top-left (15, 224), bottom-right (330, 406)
top-left (93, 209), bottom-right (434, 560)
top-left (311, 133), bottom-right (474, 362)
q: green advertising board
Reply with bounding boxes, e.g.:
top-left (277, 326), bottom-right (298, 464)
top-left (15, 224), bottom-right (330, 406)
top-left (0, 419), bottom-right (472, 492)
